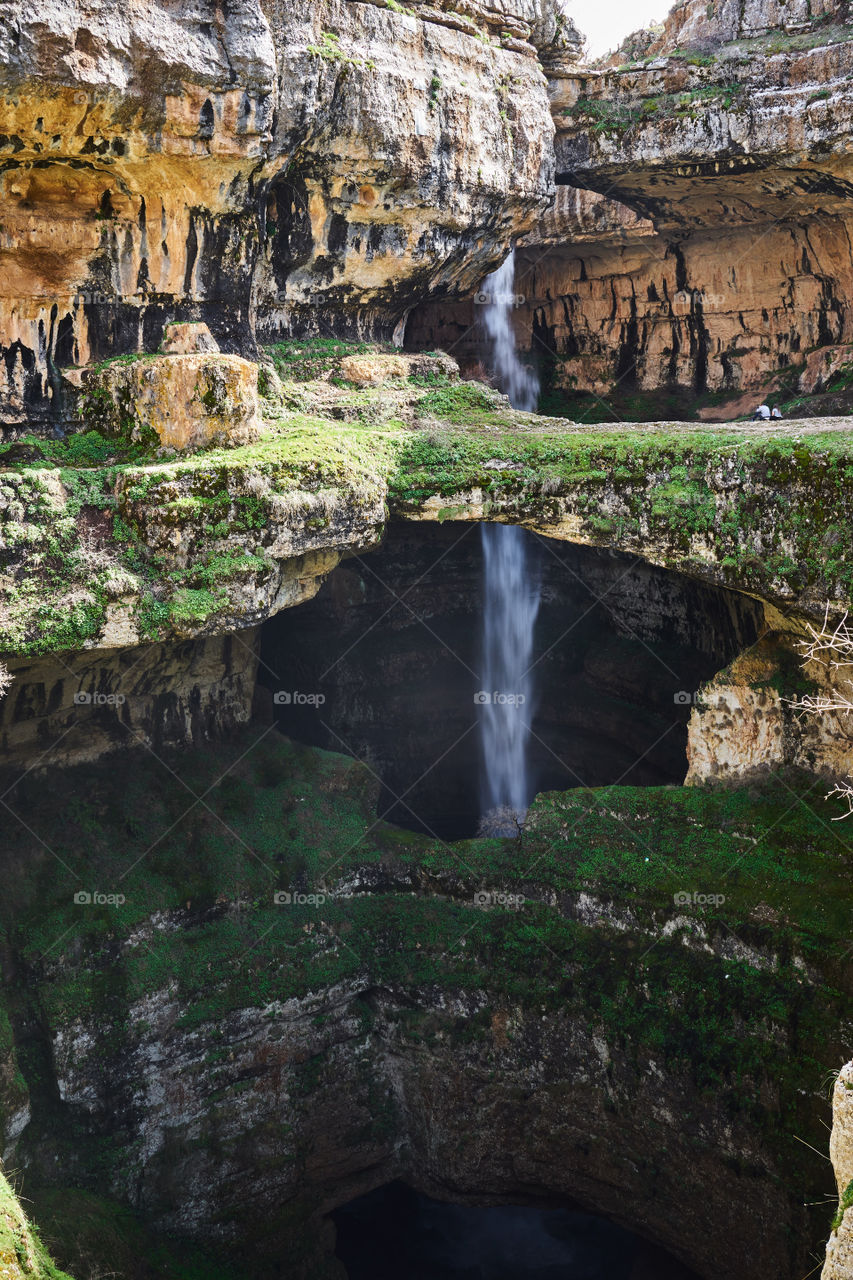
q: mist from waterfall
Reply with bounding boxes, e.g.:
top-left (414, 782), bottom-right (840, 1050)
top-left (479, 248), bottom-right (539, 412)
top-left (477, 524), bottom-right (541, 834)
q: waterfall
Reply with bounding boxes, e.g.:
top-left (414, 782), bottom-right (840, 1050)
top-left (479, 248), bottom-right (539, 412)
top-left (475, 249), bottom-right (542, 836)
top-left (477, 525), bottom-right (541, 836)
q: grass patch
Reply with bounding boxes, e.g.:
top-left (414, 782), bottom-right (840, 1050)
top-left (0, 1170), bottom-right (73, 1280)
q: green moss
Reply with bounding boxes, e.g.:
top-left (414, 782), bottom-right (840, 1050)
top-left (267, 338), bottom-right (380, 382)
top-left (29, 1187), bottom-right (242, 1280)
top-left (170, 587), bottom-right (223, 626)
top-left (0, 1170), bottom-right (74, 1280)
top-left (0, 431), bottom-right (152, 470)
top-left (0, 731), bottom-right (848, 1268)
top-left (832, 1178), bottom-right (853, 1233)
top-left (415, 382), bottom-right (504, 423)
top-left (3, 341), bottom-right (853, 658)
top-left (306, 30), bottom-right (374, 68)
top-left (564, 83), bottom-right (744, 135)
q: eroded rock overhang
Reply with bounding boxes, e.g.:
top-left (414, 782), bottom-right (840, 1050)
top-left (471, 2), bottom-right (853, 404)
top-left (0, 0), bottom-right (579, 429)
top-left (2, 415), bottom-right (850, 659)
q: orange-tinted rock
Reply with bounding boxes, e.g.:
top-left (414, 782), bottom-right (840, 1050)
top-left (686, 632), bottom-right (853, 784)
top-left (489, 5), bottom-right (853, 412)
top-left (160, 322), bottom-right (220, 355)
top-left (339, 354), bottom-right (410, 387)
top-left (0, 0), bottom-right (580, 432)
top-left (91, 354), bottom-right (261, 453)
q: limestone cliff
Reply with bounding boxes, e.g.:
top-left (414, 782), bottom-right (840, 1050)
top-left (3, 345), bottom-right (853, 788)
top-left (0, 0), bottom-right (578, 432)
top-left (407, 1), bottom-right (853, 418)
top-left (0, 730), bottom-right (848, 1280)
top-left (2, 347), bottom-right (852, 662)
top-left (617, 0), bottom-right (845, 59)
top-left (685, 631), bottom-right (853, 786)
top-left (824, 1061), bottom-right (853, 1280)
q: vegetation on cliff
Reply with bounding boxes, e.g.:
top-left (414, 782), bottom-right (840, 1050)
top-left (0, 729), bottom-right (848, 1273)
top-left (0, 342), bottom-right (852, 658)
top-left (0, 1171), bottom-right (73, 1280)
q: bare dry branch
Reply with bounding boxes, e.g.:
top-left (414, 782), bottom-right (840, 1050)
top-left (794, 691), bottom-right (853, 717)
top-left (796, 605), bottom-right (853, 670)
top-left (791, 605), bottom-right (853, 817)
top-left (828, 781), bottom-right (853, 821)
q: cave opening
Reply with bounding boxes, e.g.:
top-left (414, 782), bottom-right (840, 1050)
top-left (331, 1181), bottom-right (701, 1279)
top-left (259, 522), bottom-right (764, 841)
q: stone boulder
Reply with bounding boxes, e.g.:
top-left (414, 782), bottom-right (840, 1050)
top-left (87, 354), bottom-right (261, 453)
top-left (339, 350), bottom-right (459, 386)
top-left (686, 632), bottom-right (853, 786)
top-left (160, 322), bottom-right (221, 355)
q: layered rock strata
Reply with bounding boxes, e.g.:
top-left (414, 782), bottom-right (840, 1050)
top-left (2, 351), bottom-right (851, 798)
top-left (686, 631), bottom-right (853, 786)
top-left (0, 629), bottom-right (260, 771)
top-left (2, 354), bottom-right (852, 661)
top-left (539, 17), bottom-right (853, 397)
top-left (261, 521), bottom-right (765, 835)
top-left (0, 0), bottom-right (578, 432)
top-left (1, 732), bottom-right (849, 1280)
top-left (404, 2), bottom-right (853, 414)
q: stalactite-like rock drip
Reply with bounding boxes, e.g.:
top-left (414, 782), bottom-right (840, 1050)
top-left (406, 0), bottom-right (853, 413)
top-left (0, 0), bottom-right (581, 432)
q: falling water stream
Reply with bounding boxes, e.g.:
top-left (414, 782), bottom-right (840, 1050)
top-left (478, 250), bottom-right (542, 836)
top-left (480, 248), bottom-right (539, 412)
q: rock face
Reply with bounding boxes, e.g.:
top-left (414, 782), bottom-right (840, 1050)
top-left (824, 1061), bottom-right (853, 1280)
top-left (686, 632), bottom-right (853, 786)
top-left (620, 0), bottom-right (844, 58)
top-left (45, 975), bottom-right (794, 1280)
top-left (0, 0), bottom-right (578, 433)
top-left (0, 629), bottom-right (260, 771)
top-left (541, 20), bottom-right (853, 397)
top-left (406, 2), bottom-right (853, 416)
top-left (3, 398), bottom-right (852, 661)
top-left (86, 353), bottom-right (261, 453)
top-left (262, 520), bottom-right (764, 836)
top-left (2, 730), bottom-right (849, 1280)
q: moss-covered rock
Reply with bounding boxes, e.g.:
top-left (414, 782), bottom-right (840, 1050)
top-left (1, 342), bottom-right (852, 659)
top-left (0, 1169), bottom-right (74, 1280)
top-left (81, 355), bottom-right (261, 454)
top-left (0, 731), bottom-right (849, 1279)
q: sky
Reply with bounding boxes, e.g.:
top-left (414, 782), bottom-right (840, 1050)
top-left (569, 0), bottom-right (672, 57)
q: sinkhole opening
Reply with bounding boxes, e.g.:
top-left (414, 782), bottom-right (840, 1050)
top-left (259, 523), bottom-right (763, 841)
top-left (331, 1181), bottom-right (701, 1280)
